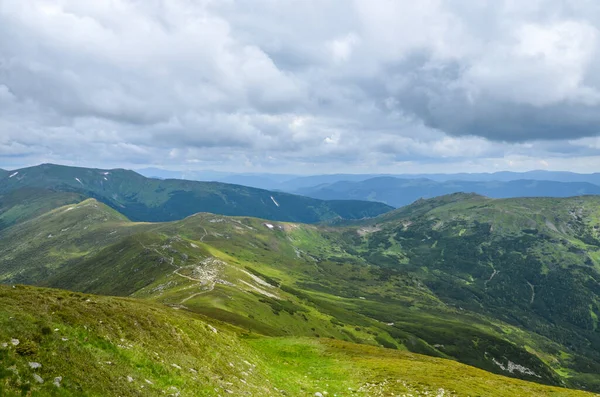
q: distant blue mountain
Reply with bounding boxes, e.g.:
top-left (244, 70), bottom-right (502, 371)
top-left (293, 177), bottom-right (600, 207)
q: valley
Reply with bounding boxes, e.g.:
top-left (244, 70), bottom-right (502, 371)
top-left (3, 167), bottom-right (600, 395)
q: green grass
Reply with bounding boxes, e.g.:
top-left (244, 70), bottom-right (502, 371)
top-left (0, 285), bottom-right (597, 397)
top-left (5, 194), bottom-right (600, 391)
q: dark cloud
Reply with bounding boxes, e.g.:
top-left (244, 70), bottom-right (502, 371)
top-left (1, 0), bottom-right (600, 173)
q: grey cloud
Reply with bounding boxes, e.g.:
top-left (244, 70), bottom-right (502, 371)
top-left (2, 0), bottom-right (600, 172)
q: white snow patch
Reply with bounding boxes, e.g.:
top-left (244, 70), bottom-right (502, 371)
top-left (103, 177), bottom-right (108, 181)
top-left (270, 196), bottom-right (280, 207)
top-left (103, 172), bottom-right (110, 175)
top-left (74, 177), bottom-right (83, 185)
top-left (239, 279), bottom-right (279, 299)
top-left (264, 223), bottom-right (274, 229)
top-left (241, 269), bottom-right (276, 288)
top-left (8, 172), bottom-right (18, 178)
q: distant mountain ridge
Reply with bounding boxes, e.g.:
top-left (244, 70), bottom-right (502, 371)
top-left (0, 164), bottom-right (393, 223)
top-left (135, 168), bottom-right (600, 191)
top-left (294, 177), bottom-right (600, 207)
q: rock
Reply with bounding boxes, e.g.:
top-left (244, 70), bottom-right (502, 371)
top-left (10, 339), bottom-right (19, 346)
top-left (53, 376), bottom-right (62, 387)
top-left (33, 374), bottom-right (44, 384)
top-left (1, 343), bottom-right (7, 348)
top-left (127, 376), bottom-right (134, 383)
top-left (171, 363), bottom-right (182, 370)
top-left (28, 362), bottom-right (42, 369)
top-left (315, 393), bottom-right (324, 397)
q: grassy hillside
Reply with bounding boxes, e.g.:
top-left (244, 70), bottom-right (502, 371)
top-left (0, 285), bottom-right (596, 397)
top-left (0, 200), bottom-right (586, 389)
top-left (353, 194), bottom-right (600, 389)
top-left (0, 164), bottom-right (392, 223)
top-left (6, 194), bottom-right (600, 392)
top-left (0, 188), bottom-right (85, 231)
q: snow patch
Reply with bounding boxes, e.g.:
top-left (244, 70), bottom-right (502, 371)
top-left (239, 279), bottom-right (279, 299)
top-left (241, 269), bottom-right (276, 288)
top-left (8, 172), bottom-right (18, 178)
top-left (270, 196), bottom-right (280, 207)
top-left (74, 177), bottom-right (83, 185)
top-left (264, 223), bottom-right (274, 229)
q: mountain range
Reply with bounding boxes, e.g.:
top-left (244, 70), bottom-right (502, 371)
top-left (3, 165), bottom-right (600, 395)
top-left (294, 177), bottom-right (600, 207)
top-left (0, 164), bottom-right (392, 227)
top-left (136, 168), bottom-right (600, 191)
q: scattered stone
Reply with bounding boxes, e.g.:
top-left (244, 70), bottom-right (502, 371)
top-left (62, 337), bottom-right (69, 341)
top-left (33, 374), bottom-right (44, 384)
top-left (189, 368), bottom-right (198, 374)
top-left (145, 379), bottom-right (153, 385)
top-left (314, 392), bottom-right (324, 397)
top-left (1, 343), bottom-right (7, 348)
top-left (53, 376), bottom-right (62, 387)
top-left (28, 362), bottom-right (42, 369)
top-left (171, 363), bottom-right (182, 370)
top-left (208, 325), bottom-right (218, 334)
top-left (127, 376), bottom-right (134, 383)
top-left (10, 339), bottom-right (19, 346)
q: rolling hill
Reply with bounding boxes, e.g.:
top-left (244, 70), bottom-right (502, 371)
top-left (1, 285), bottom-right (593, 397)
top-left (294, 177), bottom-right (600, 207)
top-left (5, 193), bottom-right (600, 393)
top-left (0, 164), bottom-right (393, 224)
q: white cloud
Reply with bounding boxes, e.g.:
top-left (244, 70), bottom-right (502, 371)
top-left (1, 0), bottom-right (600, 172)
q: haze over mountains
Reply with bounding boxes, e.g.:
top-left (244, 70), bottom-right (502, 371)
top-left (136, 167), bottom-right (600, 207)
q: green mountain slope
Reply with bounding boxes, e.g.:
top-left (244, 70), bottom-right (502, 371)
top-left (0, 199), bottom-right (589, 390)
top-left (0, 164), bottom-right (392, 223)
top-left (353, 193), bottom-right (600, 388)
top-left (7, 194), bottom-right (600, 392)
top-left (0, 285), bottom-right (595, 397)
top-left (0, 188), bottom-right (85, 231)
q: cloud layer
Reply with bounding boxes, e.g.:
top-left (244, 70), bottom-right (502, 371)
top-left (1, 0), bottom-right (600, 173)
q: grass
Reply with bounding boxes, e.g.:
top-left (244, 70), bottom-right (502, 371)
top-left (5, 195), bottom-right (600, 391)
top-left (1, 285), bottom-right (598, 397)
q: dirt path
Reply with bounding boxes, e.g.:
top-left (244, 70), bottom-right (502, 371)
top-left (484, 269), bottom-right (498, 288)
top-left (527, 281), bottom-right (535, 304)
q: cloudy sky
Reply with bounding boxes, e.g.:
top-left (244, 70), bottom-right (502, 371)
top-left (2, 0), bottom-right (600, 174)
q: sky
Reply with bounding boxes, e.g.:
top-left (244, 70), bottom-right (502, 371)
top-left (2, 0), bottom-right (600, 174)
